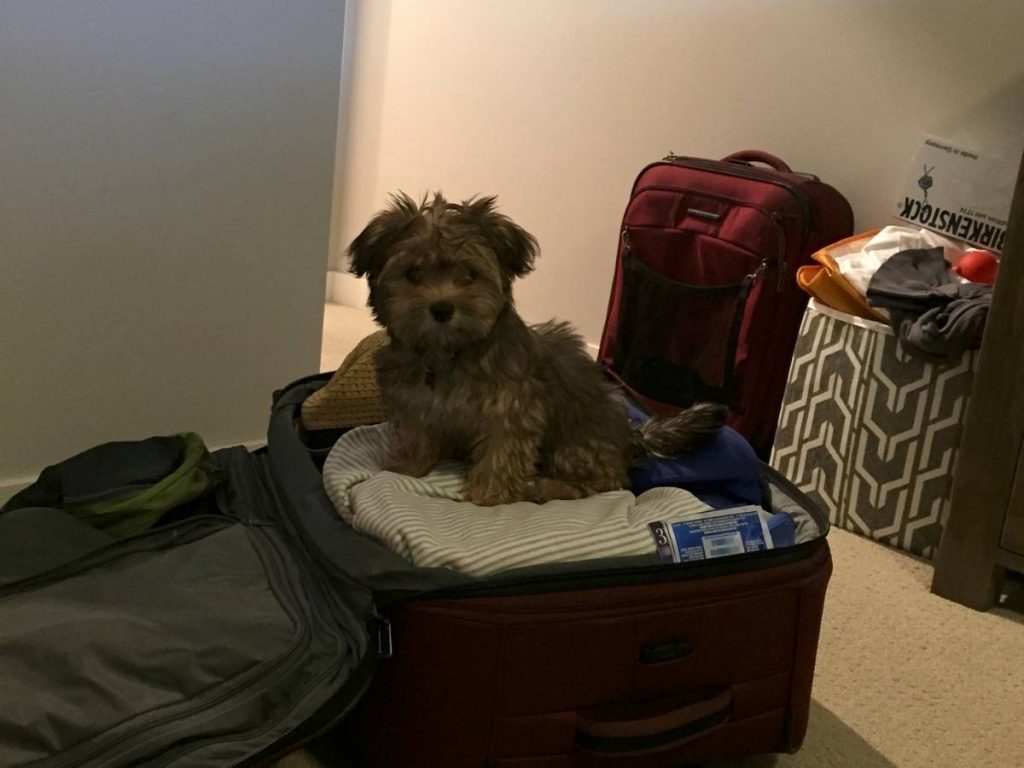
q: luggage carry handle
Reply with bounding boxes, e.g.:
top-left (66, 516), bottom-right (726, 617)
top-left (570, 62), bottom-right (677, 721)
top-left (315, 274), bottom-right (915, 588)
top-left (722, 150), bottom-right (792, 173)
top-left (575, 688), bottom-right (733, 756)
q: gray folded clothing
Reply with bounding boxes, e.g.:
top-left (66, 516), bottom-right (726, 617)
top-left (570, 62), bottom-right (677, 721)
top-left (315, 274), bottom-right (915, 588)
top-left (866, 247), bottom-right (992, 363)
top-left (907, 291), bottom-right (991, 361)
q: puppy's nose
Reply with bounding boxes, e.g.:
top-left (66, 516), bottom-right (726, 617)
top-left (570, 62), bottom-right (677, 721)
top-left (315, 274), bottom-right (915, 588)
top-left (429, 301), bottom-right (455, 323)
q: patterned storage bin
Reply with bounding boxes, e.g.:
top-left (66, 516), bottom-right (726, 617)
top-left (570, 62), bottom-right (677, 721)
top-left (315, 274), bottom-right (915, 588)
top-left (770, 300), bottom-right (979, 558)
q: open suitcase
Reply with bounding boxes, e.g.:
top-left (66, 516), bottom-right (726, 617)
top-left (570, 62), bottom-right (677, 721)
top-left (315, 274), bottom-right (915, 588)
top-left (0, 371), bottom-right (831, 768)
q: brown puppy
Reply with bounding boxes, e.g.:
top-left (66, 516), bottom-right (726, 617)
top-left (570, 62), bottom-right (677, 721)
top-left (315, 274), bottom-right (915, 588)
top-left (348, 192), bottom-right (726, 506)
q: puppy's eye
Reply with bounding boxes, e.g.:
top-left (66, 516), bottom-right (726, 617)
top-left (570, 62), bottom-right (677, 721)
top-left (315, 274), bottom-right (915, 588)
top-left (405, 266), bottom-right (423, 284)
top-left (459, 267), bottom-right (478, 286)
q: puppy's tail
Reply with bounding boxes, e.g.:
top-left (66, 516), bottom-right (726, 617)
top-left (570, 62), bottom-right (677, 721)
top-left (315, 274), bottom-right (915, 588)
top-left (631, 402), bottom-right (730, 460)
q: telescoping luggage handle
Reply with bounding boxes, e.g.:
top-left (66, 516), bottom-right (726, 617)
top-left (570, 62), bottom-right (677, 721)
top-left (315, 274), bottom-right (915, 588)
top-left (722, 150), bottom-right (792, 173)
top-left (575, 688), bottom-right (733, 756)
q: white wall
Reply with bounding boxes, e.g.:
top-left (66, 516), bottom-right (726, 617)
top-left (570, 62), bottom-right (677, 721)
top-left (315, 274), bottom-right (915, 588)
top-left (1, 1), bottom-right (347, 496)
top-left (329, 0), bottom-right (1024, 339)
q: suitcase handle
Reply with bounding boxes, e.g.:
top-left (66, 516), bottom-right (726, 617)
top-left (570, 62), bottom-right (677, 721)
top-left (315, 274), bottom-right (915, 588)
top-left (722, 150), bottom-right (792, 173)
top-left (575, 688), bottom-right (732, 756)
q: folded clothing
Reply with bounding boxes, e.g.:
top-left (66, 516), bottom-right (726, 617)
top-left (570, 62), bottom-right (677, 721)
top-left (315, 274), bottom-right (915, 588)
top-left (805, 226), bottom-right (998, 324)
top-left (835, 225), bottom-right (971, 299)
top-left (866, 247), bottom-right (992, 363)
top-left (322, 421), bottom-right (817, 577)
top-left (323, 424), bottom-right (722, 577)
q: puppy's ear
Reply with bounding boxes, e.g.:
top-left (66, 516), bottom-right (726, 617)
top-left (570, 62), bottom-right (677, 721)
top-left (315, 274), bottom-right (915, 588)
top-left (348, 193), bottom-right (422, 279)
top-left (462, 196), bottom-right (538, 282)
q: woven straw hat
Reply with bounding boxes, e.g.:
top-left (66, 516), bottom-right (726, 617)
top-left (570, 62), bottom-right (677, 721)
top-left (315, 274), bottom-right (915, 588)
top-left (302, 330), bottom-right (388, 430)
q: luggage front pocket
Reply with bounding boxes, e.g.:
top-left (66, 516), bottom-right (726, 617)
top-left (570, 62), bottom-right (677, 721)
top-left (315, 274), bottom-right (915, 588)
top-left (610, 231), bottom-right (765, 409)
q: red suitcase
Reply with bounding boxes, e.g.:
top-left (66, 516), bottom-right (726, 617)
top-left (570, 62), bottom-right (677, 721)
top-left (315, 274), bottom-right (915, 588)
top-left (598, 150), bottom-right (854, 457)
top-left (328, 533), bottom-right (831, 767)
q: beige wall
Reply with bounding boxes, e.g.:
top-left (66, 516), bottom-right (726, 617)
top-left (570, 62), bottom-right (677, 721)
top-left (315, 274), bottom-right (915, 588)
top-left (1, 1), bottom-right (347, 497)
top-left (329, 0), bottom-right (1024, 341)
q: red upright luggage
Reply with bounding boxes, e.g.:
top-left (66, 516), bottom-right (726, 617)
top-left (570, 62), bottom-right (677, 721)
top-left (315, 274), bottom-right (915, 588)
top-left (598, 150), bottom-right (854, 457)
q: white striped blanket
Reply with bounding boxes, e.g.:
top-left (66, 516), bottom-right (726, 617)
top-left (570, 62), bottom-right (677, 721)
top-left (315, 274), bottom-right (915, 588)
top-left (322, 424), bottom-right (712, 577)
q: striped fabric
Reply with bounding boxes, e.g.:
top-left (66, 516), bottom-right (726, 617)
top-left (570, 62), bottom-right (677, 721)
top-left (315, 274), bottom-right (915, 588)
top-left (322, 424), bottom-right (712, 577)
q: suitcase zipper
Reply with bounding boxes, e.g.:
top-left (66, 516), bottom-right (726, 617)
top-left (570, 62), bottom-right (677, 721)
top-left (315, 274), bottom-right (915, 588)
top-left (771, 211), bottom-right (788, 291)
top-left (228, 646), bottom-right (378, 768)
top-left (0, 514), bottom-right (232, 598)
top-left (146, 645), bottom-right (377, 768)
top-left (372, 615), bottom-right (394, 658)
top-left (141, 648), bottom-right (350, 768)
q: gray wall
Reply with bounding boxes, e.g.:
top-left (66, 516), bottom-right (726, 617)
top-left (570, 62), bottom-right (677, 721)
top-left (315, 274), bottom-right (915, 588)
top-left (1, 0), bottom-right (346, 495)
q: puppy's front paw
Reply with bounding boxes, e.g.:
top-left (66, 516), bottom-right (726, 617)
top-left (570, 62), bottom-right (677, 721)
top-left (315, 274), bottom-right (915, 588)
top-left (384, 454), bottom-right (436, 478)
top-left (463, 475), bottom-right (521, 507)
top-left (385, 424), bottom-right (439, 477)
top-left (526, 477), bottom-right (590, 503)
top-left (385, 460), bottom-right (432, 479)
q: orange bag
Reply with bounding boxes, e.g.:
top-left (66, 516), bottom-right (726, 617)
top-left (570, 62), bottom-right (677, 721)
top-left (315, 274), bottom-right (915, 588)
top-left (795, 230), bottom-right (887, 322)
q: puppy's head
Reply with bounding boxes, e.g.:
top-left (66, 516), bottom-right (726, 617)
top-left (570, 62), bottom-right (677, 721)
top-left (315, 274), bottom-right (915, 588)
top-left (348, 192), bottom-right (537, 355)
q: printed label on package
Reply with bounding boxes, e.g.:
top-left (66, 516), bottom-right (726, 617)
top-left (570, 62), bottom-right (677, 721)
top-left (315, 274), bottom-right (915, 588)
top-left (649, 506), bottom-right (774, 563)
top-left (895, 135), bottom-right (1017, 253)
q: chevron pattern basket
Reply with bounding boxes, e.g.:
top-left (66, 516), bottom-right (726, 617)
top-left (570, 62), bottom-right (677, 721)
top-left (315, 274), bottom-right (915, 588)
top-left (770, 300), bottom-right (979, 558)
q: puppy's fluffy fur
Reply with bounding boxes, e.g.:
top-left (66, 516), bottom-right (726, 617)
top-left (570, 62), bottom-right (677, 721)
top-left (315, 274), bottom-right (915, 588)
top-left (349, 192), bottom-right (726, 506)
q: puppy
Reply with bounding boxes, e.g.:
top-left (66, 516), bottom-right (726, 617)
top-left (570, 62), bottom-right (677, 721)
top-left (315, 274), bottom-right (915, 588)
top-left (348, 192), bottom-right (727, 506)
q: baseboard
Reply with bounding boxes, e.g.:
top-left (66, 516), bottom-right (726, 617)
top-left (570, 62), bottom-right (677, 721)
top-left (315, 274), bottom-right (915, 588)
top-left (586, 342), bottom-right (599, 360)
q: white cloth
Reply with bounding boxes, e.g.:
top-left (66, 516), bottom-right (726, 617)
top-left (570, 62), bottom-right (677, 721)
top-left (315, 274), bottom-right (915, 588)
top-left (322, 424), bottom-right (713, 577)
top-left (835, 225), bottom-right (970, 298)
